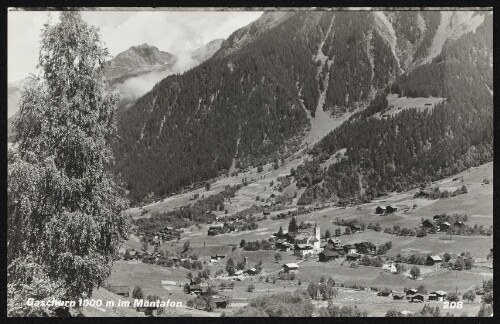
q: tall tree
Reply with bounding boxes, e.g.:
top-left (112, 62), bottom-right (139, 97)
top-left (288, 216), bottom-right (298, 233)
top-left (8, 11), bottom-right (129, 316)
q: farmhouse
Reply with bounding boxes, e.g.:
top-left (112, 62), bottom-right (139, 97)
top-left (377, 288), bottom-right (392, 297)
top-left (210, 254), bottom-right (226, 262)
top-left (375, 206), bottom-right (385, 214)
top-left (275, 239), bottom-right (287, 248)
top-left (283, 263), bottom-right (299, 273)
top-left (344, 245), bottom-right (357, 254)
top-left (319, 250), bottom-right (340, 262)
top-left (427, 255), bottom-right (443, 265)
top-left (393, 292), bottom-right (405, 300)
top-left (421, 219), bottom-right (435, 229)
top-left (213, 295), bottom-right (230, 308)
top-left (294, 234), bottom-right (309, 244)
top-left (428, 290), bottom-right (447, 301)
top-left (234, 270), bottom-right (244, 276)
top-left (294, 244), bottom-right (314, 256)
top-left (108, 286), bottom-right (130, 297)
top-left (263, 208), bottom-right (271, 216)
top-left (410, 294), bottom-right (425, 303)
top-left (245, 268), bottom-right (259, 276)
top-left (208, 225), bottom-right (224, 236)
top-left (405, 288), bottom-right (418, 299)
top-left (439, 222), bottom-right (451, 231)
top-left (382, 261), bottom-right (397, 273)
top-left (385, 205), bottom-right (398, 214)
top-left (280, 242), bottom-right (293, 252)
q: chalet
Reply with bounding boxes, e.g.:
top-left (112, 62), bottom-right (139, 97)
top-left (393, 292), bottom-right (405, 300)
top-left (427, 255), bottom-right (443, 265)
top-left (263, 208), bottom-right (271, 216)
top-left (327, 238), bottom-right (341, 246)
top-left (313, 204), bottom-right (321, 211)
top-left (346, 253), bottom-right (361, 261)
top-left (421, 219), bottom-right (435, 229)
top-left (294, 244), bottom-right (314, 256)
top-left (213, 295), bottom-right (230, 308)
top-left (428, 290), bottom-right (447, 301)
top-left (275, 239), bottom-right (287, 248)
top-left (377, 288), bottom-right (392, 297)
top-left (210, 254), bottom-right (226, 262)
top-left (410, 294), bottom-right (425, 303)
top-left (433, 215), bottom-right (442, 221)
top-left (234, 270), bottom-right (244, 276)
top-left (108, 286), bottom-right (129, 297)
top-left (355, 242), bottom-right (377, 255)
top-left (188, 285), bottom-right (202, 294)
top-left (280, 242), bottom-right (293, 252)
top-left (319, 250), bottom-right (340, 262)
top-left (245, 268), bottom-right (259, 275)
top-left (282, 263), bottom-right (299, 273)
top-left (344, 245), bottom-right (357, 254)
top-left (385, 205), bottom-right (398, 214)
top-left (439, 222), bottom-right (451, 231)
top-left (405, 288), bottom-right (418, 299)
top-left (375, 206), bottom-right (385, 214)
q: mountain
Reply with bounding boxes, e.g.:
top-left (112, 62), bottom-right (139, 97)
top-left (8, 40), bottom-right (224, 139)
top-left (105, 43), bottom-right (177, 85)
top-left (191, 38), bottom-right (224, 64)
top-left (94, 11), bottom-right (492, 204)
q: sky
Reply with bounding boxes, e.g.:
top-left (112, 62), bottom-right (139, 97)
top-left (7, 9), bottom-right (263, 83)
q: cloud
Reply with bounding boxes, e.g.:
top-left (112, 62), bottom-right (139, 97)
top-left (8, 10), bottom-right (262, 82)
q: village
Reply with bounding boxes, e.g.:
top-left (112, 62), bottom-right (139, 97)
top-left (85, 160), bottom-right (493, 317)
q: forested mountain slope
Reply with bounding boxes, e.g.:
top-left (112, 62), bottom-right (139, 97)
top-left (113, 10), bottom-right (491, 204)
top-left (295, 13), bottom-right (492, 204)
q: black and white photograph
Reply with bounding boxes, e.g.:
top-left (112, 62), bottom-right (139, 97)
top-left (6, 6), bottom-right (494, 317)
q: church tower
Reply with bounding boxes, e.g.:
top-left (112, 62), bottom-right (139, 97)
top-left (313, 222), bottom-right (321, 251)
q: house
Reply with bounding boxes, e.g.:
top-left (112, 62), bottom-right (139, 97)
top-left (405, 288), bottom-right (418, 299)
top-left (344, 245), bottom-right (357, 254)
top-left (421, 219), bottom-right (435, 229)
top-left (454, 221), bottom-right (465, 227)
top-left (108, 286), bottom-right (130, 297)
top-left (281, 242), bottom-right (293, 252)
top-left (355, 242), bottom-right (377, 255)
top-left (327, 238), bottom-right (341, 246)
top-left (346, 253), bottom-right (361, 261)
top-left (313, 204), bottom-right (321, 210)
top-left (401, 310), bottom-right (415, 316)
top-left (319, 250), bottom-right (340, 262)
top-left (393, 292), bottom-right (405, 300)
top-left (188, 285), bottom-right (202, 294)
top-left (213, 295), bottom-right (230, 308)
top-left (428, 290), bottom-right (447, 301)
top-left (382, 261), bottom-right (397, 273)
top-left (439, 222), bottom-right (451, 231)
top-left (282, 263), bottom-right (299, 273)
top-left (263, 208), bottom-right (271, 216)
top-left (294, 244), bottom-right (314, 256)
top-left (433, 215), bottom-right (442, 221)
top-left (275, 239), bottom-right (287, 248)
top-left (375, 206), bottom-right (385, 214)
top-left (385, 205), bottom-right (398, 214)
top-left (427, 255), bottom-right (443, 265)
top-left (234, 270), bottom-right (244, 276)
top-left (211, 254), bottom-right (226, 262)
top-left (245, 268), bottom-right (259, 275)
top-left (377, 288), bottom-right (392, 297)
top-left (414, 191), bottom-right (429, 198)
top-left (410, 294), bottom-right (425, 303)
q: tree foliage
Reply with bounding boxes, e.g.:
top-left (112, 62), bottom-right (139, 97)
top-left (8, 12), bottom-right (129, 316)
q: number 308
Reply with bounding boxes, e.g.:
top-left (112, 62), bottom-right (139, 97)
top-left (443, 301), bottom-right (463, 309)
